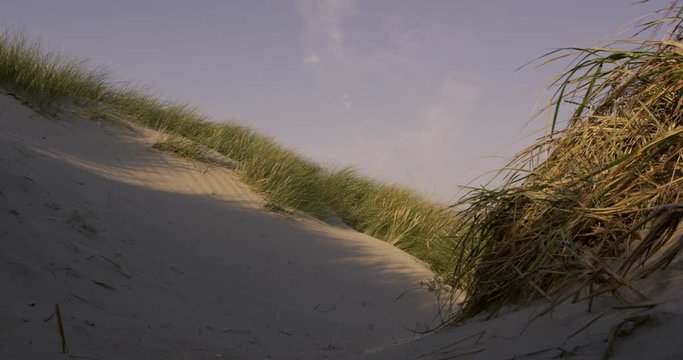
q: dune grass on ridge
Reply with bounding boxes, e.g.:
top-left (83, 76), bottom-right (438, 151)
top-left (0, 28), bottom-right (458, 276)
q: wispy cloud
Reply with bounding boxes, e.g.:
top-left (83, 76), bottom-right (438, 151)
top-left (397, 75), bottom-right (482, 173)
top-left (303, 53), bottom-right (321, 64)
top-left (318, 74), bottom-right (483, 200)
top-left (295, 0), bottom-right (357, 61)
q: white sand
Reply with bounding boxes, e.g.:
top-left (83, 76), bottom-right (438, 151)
top-left (380, 264), bottom-right (683, 359)
top-left (1, 92), bottom-right (681, 359)
top-left (0, 93), bottom-right (440, 359)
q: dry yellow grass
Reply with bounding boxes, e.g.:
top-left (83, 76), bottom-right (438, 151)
top-left (448, 1), bottom-right (683, 321)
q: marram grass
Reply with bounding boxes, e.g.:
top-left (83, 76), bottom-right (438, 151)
top-left (446, 1), bottom-right (683, 322)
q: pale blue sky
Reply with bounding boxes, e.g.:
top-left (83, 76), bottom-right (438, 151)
top-left (1, 0), bottom-right (667, 201)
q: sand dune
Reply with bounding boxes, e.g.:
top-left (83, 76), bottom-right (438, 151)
top-left (0, 93), bottom-right (441, 359)
top-left (2, 92), bottom-right (682, 360)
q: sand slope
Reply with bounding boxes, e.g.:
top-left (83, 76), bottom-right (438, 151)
top-left (2, 92), bottom-right (682, 360)
top-left (381, 265), bottom-right (683, 359)
top-left (0, 93), bottom-right (440, 359)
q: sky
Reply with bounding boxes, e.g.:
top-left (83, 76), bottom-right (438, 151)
top-left (1, 0), bottom-right (669, 202)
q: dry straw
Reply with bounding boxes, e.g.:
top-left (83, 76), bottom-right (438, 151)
top-left (448, 1), bottom-right (683, 321)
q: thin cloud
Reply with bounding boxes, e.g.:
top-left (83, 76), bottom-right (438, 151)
top-left (295, 0), bottom-right (356, 60)
top-left (395, 76), bottom-right (482, 174)
top-left (317, 75), bottom-right (483, 200)
top-left (303, 53), bottom-right (321, 64)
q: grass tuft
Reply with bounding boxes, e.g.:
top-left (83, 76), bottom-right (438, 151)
top-left (447, 1), bottom-right (683, 321)
top-left (320, 167), bottom-right (458, 274)
top-left (0, 30), bottom-right (109, 111)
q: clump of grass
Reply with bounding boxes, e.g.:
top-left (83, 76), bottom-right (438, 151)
top-left (448, 2), bottom-right (683, 321)
top-left (0, 27), bottom-right (458, 276)
top-left (195, 120), bottom-right (327, 216)
top-left (0, 29), bottom-right (108, 111)
top-left (320, 168), bottom-right (458, 273)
